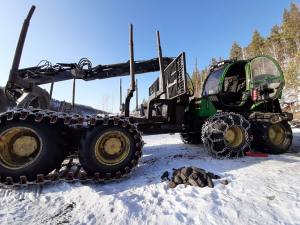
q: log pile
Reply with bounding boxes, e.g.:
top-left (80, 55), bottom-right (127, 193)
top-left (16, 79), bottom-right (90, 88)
top-left (163, 166), bottom-right (227, 189)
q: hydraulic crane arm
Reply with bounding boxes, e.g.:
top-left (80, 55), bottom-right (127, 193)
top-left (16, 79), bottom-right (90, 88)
top-left (16, 57), bottom-right (174, 85)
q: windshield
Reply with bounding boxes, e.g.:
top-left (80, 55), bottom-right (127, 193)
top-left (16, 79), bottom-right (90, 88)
top-left (251, 57), bottom-right (280, 82)
top-left (202, 68), bottom-right (225, 96)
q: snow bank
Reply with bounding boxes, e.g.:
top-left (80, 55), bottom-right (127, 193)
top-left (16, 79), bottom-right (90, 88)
top-left (0, 131), bottom-right (300, 225)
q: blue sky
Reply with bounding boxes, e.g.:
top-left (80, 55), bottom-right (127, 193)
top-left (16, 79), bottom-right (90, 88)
top-left (0, 0), bottom-right (295, 112)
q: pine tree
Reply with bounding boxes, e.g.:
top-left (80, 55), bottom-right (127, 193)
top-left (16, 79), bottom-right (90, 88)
top-left (266, 24), bottom-right (283, 63)
top-left (230, 41), bottom-right (242, 60)
top-left (204, 66), bottom-right (210, 78)
top-left (209, 58), bottom-right (217, 67)
top-left (218, 55), bottom-right (223, 62)
top-left (285, 59), bottom-right (300, 110)
top-left (248, 29), bottom-right (265, 58)
top-left (290, 2), bottom-right (299, 17)
top-left (270, 24), bottom-right (281, 36)
top-left (199, 68), bottom-right (207, 95)
top-left (281, 3), bottom-right (300, 59)
top-left (191, 56), bottom-right (201, 97)
top-left (187, 72), bottom-right (195, 96)
top-left (283, 8), bottom-right (289, 24)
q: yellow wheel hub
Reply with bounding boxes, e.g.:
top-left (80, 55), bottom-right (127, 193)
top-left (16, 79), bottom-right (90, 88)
top-left (13, 136), bottom-right (38, 156)
top-left (0, 127), bottom-right (42, 169)
top-left (104, 138), bottom-right (122, 155)
top-left (95, 131), bottom-right (130, 165)
top-left (225, 125), bottom-right (243, 148)
top-left (269, 124), bottom-right (284, 145)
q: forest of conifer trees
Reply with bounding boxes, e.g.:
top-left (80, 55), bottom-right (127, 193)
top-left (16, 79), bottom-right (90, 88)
top-left (189, 2), bottom-right (300, 113)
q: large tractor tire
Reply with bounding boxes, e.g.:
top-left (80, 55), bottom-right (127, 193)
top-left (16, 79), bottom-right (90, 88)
top-left (78, 119), bottom-right (143, 179)
top-left (202, 112), bottom-right (253, 158)
top-left (180, 132), bottom-right (202, 144)
top-left (0, 115), bottom-right (69, 183)
top-left (250, 120), bottom-right (292, 154)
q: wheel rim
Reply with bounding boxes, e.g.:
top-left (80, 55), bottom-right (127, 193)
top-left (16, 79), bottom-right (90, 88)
top-left (269, 124), bottom-right (285, 145)
top-left (224, 125), bottom-right (243, 148)
top-left (0, 127), bottom-right (43, 169)
top-left (95, 131), bottom-right (130, 165)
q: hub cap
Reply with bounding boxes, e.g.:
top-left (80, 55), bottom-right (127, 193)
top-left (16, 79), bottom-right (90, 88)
top-left (0, 127), bottom-right (42, 169)
top-left (95, 131), bottom-right (130, 165)
top-left (225, 125), bottom-right (243, 148)
top-left (269, 124), bottom-right (285, 145)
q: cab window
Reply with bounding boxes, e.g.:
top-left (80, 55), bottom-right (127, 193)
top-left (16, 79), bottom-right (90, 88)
top-left (251, 57), bottom-right (280, 82)
top-left (202, 68), bottom-right (225, 96)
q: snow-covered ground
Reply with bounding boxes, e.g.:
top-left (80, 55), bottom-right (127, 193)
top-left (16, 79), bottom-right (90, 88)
top-left (1, 130), bottom-right (300, 225)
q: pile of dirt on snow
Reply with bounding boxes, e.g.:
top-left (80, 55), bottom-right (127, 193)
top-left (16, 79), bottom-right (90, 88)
top-left (164, 166), bottom-right (228, 189)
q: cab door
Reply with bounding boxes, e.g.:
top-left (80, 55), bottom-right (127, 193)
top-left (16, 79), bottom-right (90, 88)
top-left (248, 55), bottom-right (284, 103)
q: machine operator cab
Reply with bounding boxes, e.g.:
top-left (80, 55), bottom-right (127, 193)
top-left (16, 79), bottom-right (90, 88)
top-left (202, 55), bottom-right (284, 107)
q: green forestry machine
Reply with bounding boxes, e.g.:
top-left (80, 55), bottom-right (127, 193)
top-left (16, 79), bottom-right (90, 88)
top-left (0, 6), bottom-right (293, 187)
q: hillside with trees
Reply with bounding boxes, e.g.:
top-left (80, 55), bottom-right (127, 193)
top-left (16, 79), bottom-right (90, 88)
top-left (189, 2), bottom-right (300, 115)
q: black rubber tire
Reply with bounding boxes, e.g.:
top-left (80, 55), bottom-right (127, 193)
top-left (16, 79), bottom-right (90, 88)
top-left (0, 115), bottom-right (69, 182)
top-left (202, 113), bottom-right (252, 158)
top-left (78, 120), bottom-right (142, 178)
top-left (180, 132), bottom-right (202, 144)
top-left (250, 120), bottom-right (293, 154)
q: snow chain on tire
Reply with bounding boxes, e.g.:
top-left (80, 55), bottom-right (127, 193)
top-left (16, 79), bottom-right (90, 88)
top-left (201, 112), bottom-right (253, 159)
top-left (179, 132), bottom-right (202, 144)
top-left (0, 108), bottom-right (144, 189)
